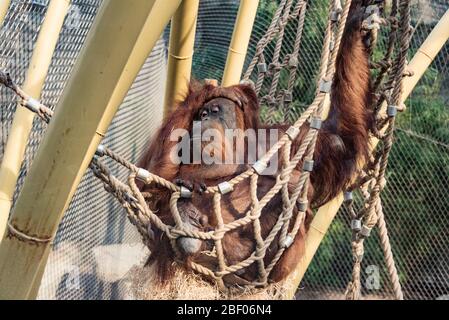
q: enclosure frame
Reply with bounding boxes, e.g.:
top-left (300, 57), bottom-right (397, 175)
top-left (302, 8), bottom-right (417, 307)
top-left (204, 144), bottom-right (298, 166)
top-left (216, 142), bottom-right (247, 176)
top-left (222, 0), bottom-right (260, 86)
top-left (163, 0), bottom-right (200, 117)
top-left (0, 0), bottom-right (10, 27)
top-left (0, 0), bottom-right (71, 241)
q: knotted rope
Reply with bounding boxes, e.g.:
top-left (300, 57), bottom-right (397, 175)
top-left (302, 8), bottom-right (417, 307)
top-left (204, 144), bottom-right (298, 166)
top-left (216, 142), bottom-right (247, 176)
top-left (344, 0), bottom-right (412, 300)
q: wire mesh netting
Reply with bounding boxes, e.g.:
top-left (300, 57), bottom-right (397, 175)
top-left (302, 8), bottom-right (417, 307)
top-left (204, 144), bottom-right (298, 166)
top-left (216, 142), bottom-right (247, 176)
top-left (0, 0), bottom-right (447, 300)
top-left (1, 0), bottom-right (166, 300)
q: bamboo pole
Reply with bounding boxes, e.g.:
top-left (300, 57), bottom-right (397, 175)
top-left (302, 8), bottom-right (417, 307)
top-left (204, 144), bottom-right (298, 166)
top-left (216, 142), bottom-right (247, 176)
top-left (0, 0), bottom-right (181, 300)
top-left (163, 0), bottom-right (199, 117)
top-left (282, 8), bottom-right (449, 300)
top-left (0, 0), bottom-right (71, 242)
top-left (0, 0), bottom-right (10, 27)
top-left (222, 0), bottom-right (260, 86)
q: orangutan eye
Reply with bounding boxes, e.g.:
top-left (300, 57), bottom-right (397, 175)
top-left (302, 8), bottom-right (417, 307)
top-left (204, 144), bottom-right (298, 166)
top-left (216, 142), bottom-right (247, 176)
top-left (211, 105), bottom-right (220, 114)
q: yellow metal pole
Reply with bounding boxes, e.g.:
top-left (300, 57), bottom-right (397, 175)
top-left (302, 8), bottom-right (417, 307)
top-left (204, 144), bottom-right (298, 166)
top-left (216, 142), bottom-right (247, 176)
top-left (222, 0), bottom-right (260, 86)
top-left (0, 0), bottom-right (10, 27)
top-left (0, 0), bottom-right (70, 242)
top-left (163, 0), bottom-right (199, 117)
top-left (283, 8), bottom-right (449, 300)
top-left (0, 0), bottom-right (181, 300)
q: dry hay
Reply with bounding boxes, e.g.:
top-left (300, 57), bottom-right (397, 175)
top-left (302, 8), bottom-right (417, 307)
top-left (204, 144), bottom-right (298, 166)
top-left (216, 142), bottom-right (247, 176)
top-left (126, 263), bottom-right (287, 300)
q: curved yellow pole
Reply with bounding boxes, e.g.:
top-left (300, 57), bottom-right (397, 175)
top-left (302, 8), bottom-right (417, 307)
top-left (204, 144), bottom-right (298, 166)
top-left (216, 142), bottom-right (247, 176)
top-left (0, 0), bottom-right (10, 27)
top-left (163, 0), bottom-right (199, 117)
top-left (0, 0), bottom-right (181, 300)
top-left (0, 0), bottom-right (71, 241)
top-left (222, 0), bottom-right (260, 86)
top-left (283, 8), bottom-right (449, 300)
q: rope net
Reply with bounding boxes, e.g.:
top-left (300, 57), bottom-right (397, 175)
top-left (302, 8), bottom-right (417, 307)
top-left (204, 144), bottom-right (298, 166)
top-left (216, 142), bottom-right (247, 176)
top-left (0, 0), bottom-right (413, 298)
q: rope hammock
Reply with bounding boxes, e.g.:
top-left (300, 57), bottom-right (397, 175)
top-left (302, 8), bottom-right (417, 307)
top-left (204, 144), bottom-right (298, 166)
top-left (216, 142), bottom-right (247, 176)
top-left (0, 0), bottom-right (412, 299)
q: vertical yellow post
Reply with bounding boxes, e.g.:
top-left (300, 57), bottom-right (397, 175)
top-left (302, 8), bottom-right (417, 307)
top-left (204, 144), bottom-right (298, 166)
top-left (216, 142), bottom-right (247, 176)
top-left (0, 0), bottom-right (10, 27)
top-left (0, 0), bottom-right (71, 241)
top-left (283, 8), bottom-right (449, 300)
top-left (0, 0), bottom-right (181, 300)
top-left (222, 0), bottom-right (260, 86)
top-left (163, 0), bottom-right (199, 117)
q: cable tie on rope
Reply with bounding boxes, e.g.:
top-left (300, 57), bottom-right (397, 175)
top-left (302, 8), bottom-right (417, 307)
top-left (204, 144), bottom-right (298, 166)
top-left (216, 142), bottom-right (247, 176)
top-left (218, 182), bottom-right (233, 195)
top-left (252, 161), bottom-right (267, 175)
top-left (319, 79), bottom-right (332, 93)
top-left (136, 168), bottom-right (151, 184)
top-left (286, 126), bottom-right (300, 141)
top-left (25, 97), bottom-right (41, 113)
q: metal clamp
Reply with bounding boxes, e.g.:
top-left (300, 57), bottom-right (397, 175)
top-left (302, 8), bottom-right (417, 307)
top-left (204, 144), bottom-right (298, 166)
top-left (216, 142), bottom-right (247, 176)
top-left (319, 79), bottom-right (332, 93)
top-left (286, 126), bottom-right (300, 141)
top-left (284, 91), bottom-right (293, 103)
top-left (310, 117), bottom-right (322, 130)
top-left (25, 98), bottom-right (41, 113)
top-left (351, 219), bottom-right (362, 232)
top-left (298, 201), bottom-right (308, 213)
top-left (257, 63), bottom-right (268, 73)
top-left (388, 105), bottom-right (398, 117)
top-left (329, 39), bottom-right (335, 52)
top-left (253, 161), bottom-right (267, 175)
top-left (95, 144), bottom-right (106, 157)
top-left (218, 182), bottom-right (233, 195)
top-left (303, 159), bottom-right (314, 172)
top-left (180, 186), bottom-right (193, 199)
top-left (282, 235), bottom-right (295, 249)
top-left (136, 168), bottom-right (151, 184)
top-left (288, 56), bottom-right (298, 68)
top-left (344, 191), bottom-right (353, 202)
top-left (331, 10), bottom-right (341, 22)
top-left (361, 225), bottom-right (372, 238)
